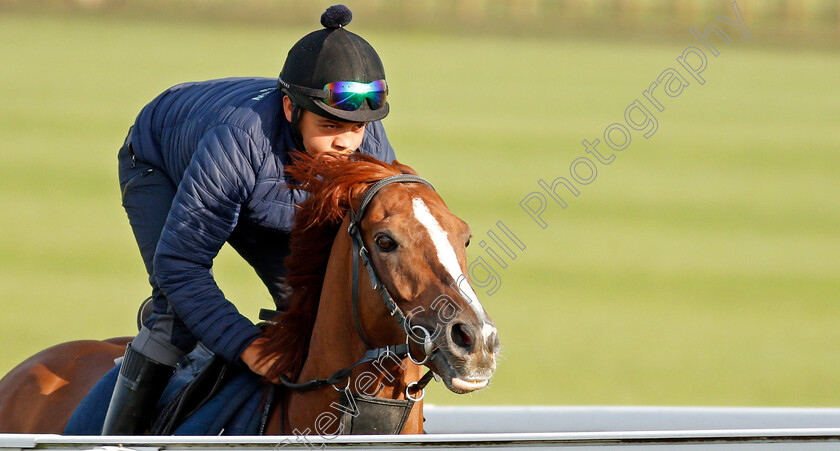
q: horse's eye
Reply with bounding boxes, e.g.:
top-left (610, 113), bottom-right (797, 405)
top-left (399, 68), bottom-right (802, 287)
top-left (375, 235), bottom-right (398, 252)
top-left (465, 238), bottom-right (471, 248)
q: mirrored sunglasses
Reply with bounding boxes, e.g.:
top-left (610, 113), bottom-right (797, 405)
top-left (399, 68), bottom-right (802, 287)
top-left (322, 80), bottom-right (388, 111)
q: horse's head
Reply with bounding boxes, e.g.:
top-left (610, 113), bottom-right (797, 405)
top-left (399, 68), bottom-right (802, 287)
top-left (272, 152), bottom-right (500, 396)
top-left (348, 163), bottom-right (501, 394)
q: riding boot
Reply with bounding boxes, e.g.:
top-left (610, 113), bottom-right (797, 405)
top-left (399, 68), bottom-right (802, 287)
top-left (101, 344), bottom-right (174, 435)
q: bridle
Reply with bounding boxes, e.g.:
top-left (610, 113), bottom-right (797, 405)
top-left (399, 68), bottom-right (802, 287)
top-left (348, 174), bottom-right (438, 360)
top-left (278, 174), bottom-right (439, 400)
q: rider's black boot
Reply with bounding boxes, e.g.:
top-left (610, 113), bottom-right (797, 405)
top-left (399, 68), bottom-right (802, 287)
top-left (101, 344), bottom-right (174, 435)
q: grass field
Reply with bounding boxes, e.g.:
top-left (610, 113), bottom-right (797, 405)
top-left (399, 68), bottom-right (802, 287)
top-left (1, 9), bottom-right (839, 407)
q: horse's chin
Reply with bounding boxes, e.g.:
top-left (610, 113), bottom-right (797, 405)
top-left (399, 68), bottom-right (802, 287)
top-left (428, 350), bottom-right (491, 394)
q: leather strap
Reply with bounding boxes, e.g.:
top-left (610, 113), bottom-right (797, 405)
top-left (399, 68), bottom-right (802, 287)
top-left (351, 236), bottom-right (374, 348)
top-left (279, 344), bottom-right (411, 392)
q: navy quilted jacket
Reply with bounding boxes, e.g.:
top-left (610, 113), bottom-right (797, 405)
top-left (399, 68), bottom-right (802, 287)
top-left (129, 77), bottom-right (396, 363)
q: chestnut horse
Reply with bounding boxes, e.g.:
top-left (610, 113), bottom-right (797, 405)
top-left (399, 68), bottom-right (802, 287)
top-left (0, 153), bottom-right (501, 435)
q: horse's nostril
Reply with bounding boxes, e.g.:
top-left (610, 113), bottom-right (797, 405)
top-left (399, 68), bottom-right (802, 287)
top-left (450, 323), bottom-right (472, 350)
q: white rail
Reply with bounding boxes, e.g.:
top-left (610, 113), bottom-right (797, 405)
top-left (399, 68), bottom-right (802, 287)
top-left (2, 406), bottom-right (840, 450)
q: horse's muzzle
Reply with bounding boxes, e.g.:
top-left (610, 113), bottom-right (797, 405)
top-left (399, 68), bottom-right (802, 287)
top-left (427, 320), bottom-right (500, 394)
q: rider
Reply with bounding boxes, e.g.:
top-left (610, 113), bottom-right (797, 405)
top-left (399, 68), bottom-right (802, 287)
top-left (104, 5), bottom-right (395, 434)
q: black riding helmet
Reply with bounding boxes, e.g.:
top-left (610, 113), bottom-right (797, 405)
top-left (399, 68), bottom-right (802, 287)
top-left (279, 5), bottom-right (389, 125)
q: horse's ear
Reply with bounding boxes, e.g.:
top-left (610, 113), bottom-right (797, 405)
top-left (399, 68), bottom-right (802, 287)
top-left (392, 160), bottom-right (418, 176)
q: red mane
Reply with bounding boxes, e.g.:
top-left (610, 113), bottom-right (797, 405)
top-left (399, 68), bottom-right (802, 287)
top-left (260, 152), bottom-right (416, 382)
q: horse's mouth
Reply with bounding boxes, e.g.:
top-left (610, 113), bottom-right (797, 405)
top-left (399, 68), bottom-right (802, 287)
top-left (451, 377), bottom-right (489, 392)
top-left (428, 348), bottom-right (492, 394)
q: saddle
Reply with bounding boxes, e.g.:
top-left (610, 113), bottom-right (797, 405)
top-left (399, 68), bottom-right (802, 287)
top-left (151, 344), bottom-right (232, 435)
top-left (150, 307), bottom-right (289, 434)
top-left (63, 342), bottom-right (269, 436)
top-left (148, 309), bottom-right (288, 435)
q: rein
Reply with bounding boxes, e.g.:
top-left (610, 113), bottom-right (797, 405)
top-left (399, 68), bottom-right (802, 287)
top-left (279, 174), bottom-right (438, 400)
top-left (277, 344), bottom-right (409, 392)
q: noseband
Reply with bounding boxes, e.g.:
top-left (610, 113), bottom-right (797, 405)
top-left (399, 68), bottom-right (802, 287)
top-left (279, 174), bottom-right (438, 399)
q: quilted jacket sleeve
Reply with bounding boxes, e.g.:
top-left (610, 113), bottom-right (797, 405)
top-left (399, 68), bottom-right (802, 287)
top-left (153, 125), bottom-right (264, 364)
top-left (363, 120), bottom-right (396, 164)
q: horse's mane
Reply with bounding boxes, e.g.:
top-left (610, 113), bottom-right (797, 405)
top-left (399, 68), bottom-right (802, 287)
top-left (260, 152), bottom-right (416, 382)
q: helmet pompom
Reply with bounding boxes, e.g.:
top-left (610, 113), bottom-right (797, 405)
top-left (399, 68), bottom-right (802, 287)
top-left (321, 5), bottom-right (352, 29)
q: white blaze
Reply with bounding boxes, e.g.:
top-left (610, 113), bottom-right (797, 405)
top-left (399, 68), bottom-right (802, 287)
top-left (412, 197), bottom-right (485, 318)
top-left (482, 323), bottom-right (495, 341)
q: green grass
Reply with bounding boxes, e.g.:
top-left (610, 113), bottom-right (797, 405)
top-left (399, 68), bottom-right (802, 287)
top-left (1, 10), bottom-right (839, 407)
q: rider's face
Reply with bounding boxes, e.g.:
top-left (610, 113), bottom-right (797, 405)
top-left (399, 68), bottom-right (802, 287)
top-left (283, 95), bottom-right (366, 157)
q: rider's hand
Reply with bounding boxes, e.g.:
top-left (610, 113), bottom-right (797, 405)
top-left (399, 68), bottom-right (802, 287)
top-left (241, 337), bottom-right (282, 384)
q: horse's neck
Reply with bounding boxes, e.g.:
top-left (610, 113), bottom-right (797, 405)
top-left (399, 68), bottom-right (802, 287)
top-left (274, 217), bottom-right (424, 435)
top-left (300, 224), bottom-right (364, 378)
